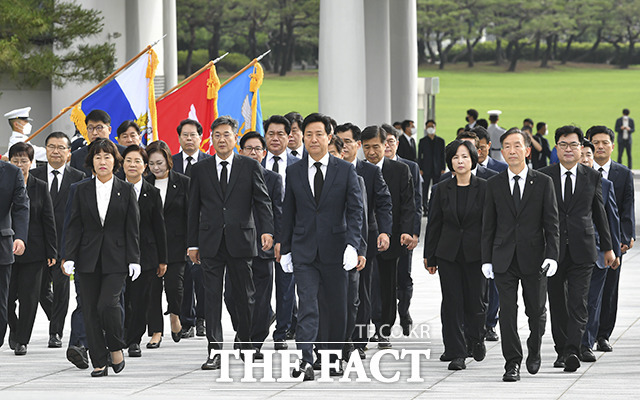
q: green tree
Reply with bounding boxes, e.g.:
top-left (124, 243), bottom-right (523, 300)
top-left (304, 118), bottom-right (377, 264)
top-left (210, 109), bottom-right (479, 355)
top-left (0, 0), bottom-right (115, 88)
top-left (419, 0), bottom-right (465, 70)
top-left (177, 0), bottom-right (210, 75)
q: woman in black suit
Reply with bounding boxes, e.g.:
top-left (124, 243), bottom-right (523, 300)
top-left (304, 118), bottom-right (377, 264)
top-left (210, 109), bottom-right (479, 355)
top-left (121, 145), bottom-right (168, 357)
top-left (7, 142), bottom-right (57, 356)
top-left (424, 140), bottom-right (487, 371)
top-left (64, 138), bottom-right (140, 377)
top-left (145, 140), bottom-right (190, 346)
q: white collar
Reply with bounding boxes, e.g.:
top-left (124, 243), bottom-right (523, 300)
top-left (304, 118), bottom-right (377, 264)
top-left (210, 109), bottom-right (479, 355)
top-left (507, 165), bottom-right (528, 182)
top-left (350, 158), bottom-right (358, 168)
top-left (47, 163), bottom-right (65, 175)
top-left (375, 158), bottom-right (384, 170)
top-left (96, 176), bottom-right (114, 188)
top-left (559, 163), bottom-right (578, 177)
top-left (308, 152), bottom-right (330, 169)
top-left (183, 151), bottom-right (198, 161)
top-left (215, 153), bottom-right (234, 165)
top-left (594, 159), bottom-right (612, 172)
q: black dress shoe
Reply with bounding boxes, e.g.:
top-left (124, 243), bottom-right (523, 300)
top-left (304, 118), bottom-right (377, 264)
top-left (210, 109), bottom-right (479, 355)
top-left (285, 330), bottom-right (295, 340)
top-left (448, 358), bottom-right (466, 370)
top-left (171, 330), bottom-right (182, 343)
top-left (553, 354), bottom-right (565, 368)
top-left (91, 367), bottom-right (108, 377)
top-left (580, 347), bottom-right (596, 362)
top-left (485, 327), bottom-right (499, 342)
top-left (111, 351), bottom-right (125, 374)
top-left (400, 318), bottom-right (412, 337)
top-left (377, 337), bottom-right (392, 349)
top-left (357, 348), bottom-right (366, 359)
top-left (146, 337), bottom-right (162, 349)
top-left (312, 358), bottom-right (322, 371)
top-left (292, 361), bottom-right (314, 381)
top-left (9, 337), bottom-right (17, 351)
top-left (48, 333), bottom-right (62, 348)
top-left (180, 326), bottom-right (194, 339)
top-left (330, 363), bottom-right (344, 377)
top-left (253, 349), bottom-right (264, 361)
top-left (502, 364), bottom-right (520, 382)
top-left (564, 353), bottom-right (581, 372)
top-left (596, 338), bottom-right (613, 352)
top-left (128, 343), bottom-right (142, 357)
top-left (196, 318), bottom-right (206, 337)
top-left (472, 342), bottom-right (486, 362)
top-left (67, 345), bottom-right (89, 369)
top-left (440, 352), bottom-right (454, 362)
top-left (201, 354), bottom-right (221, 370)
top-left (274, 339), bottom-right (288, 350)
top-left (14, 344), bottom-right (27, 356)
top-left (526, 354), bottom-right (541, 375)
top-left (369, 333), bottom-right (379, 342)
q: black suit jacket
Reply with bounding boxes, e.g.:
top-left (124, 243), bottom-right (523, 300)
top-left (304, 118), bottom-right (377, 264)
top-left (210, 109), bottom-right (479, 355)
top-left (440, 165), bottom-right (498, 183)
top-left (378, 158), bottom-right (415, 260)
top-left (188, 154), bottom-right (273, 259)
top-left (606, 161), bottom-right (635, 246)
top-left (397, 156), bottom-right (423, 236)
top-left (482, 168), bottom-right (560, 274)
top-left (171, 150), bottom-right (212, 175)
top-left (146, 170), bottom-right (190, 264)
top-left (31, 164), bottom-right (86, 249)
top-left (417, 135), bottom-right (445, 178)
top-left (397, 134), bottom-right (417, 161)
top-left (615, 116), bottom-right (635, 140)
top-left (540, 163), bottom-right (612, 265)
top-left (137, 179), bottom-right (168, 271)
top-left (485, 157), bottom-right (508, 172)
top-left (0, 161), bottom-right (29, 265)
top-left (355, 160), bottom-right (392, 258)
top-left (425, 175), bottom-right (486, 266)
top-left (16, 175), bottom-right (57, 264)
top-left (257, 167), bottom-right (282, 259)
top-left (70, 142), bottom-right (127, 177)
top-left (65, 177), bottom-right (140, 274)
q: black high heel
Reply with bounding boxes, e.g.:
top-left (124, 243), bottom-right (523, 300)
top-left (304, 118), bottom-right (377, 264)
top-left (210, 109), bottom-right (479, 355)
top-left (91, 367), bottom-right (108, 377)
top-left (111, 351), bottom-right (125, 374)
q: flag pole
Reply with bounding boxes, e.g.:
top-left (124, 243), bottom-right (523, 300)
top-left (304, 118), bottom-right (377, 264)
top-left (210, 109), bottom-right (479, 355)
top-left (156, 52), bottom-right (229, 101)
top-left (25, 41), bottom-right (163, 143)
top-left (220, 49), bottom-right (271, 89)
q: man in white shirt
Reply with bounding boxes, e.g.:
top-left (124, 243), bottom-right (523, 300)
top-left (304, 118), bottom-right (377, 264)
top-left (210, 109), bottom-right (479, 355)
top-left (3, 107), bottom-right (47, 164)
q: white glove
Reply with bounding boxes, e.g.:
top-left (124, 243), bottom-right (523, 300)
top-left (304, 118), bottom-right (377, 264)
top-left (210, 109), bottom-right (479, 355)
top-left (63, 260), bottom-right (75, 275)
top-left (481, 263), bottom-right (494, 279)
top-left (542, 259), bottom-right (558, 277)
top-left (129, 263), bottom-right (141, 281)
top-left (280, 253), bottom-right (293, 273)
top-left (343, 245), bottom-right (358, 271)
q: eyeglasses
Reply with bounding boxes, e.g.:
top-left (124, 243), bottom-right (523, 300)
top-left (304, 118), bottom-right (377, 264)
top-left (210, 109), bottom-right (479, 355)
top-left (180, 132), bottom-right (200, 139)
top-left (86, 125), bottom-right (107, 133)
top-left (386, 139), bottom-right (397, 145)
top-left (46, 145), bottom-right (69, 152)
top-left (213, 133), bottom-right (235, 140)
top-left (243, 146), bottom-right (264, 153)
top-left (557, 142), bottom-right (581, 150)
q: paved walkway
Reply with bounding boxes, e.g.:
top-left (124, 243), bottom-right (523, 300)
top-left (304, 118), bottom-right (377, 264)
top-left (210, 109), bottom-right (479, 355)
top-left (2, 177), bottom-right (640, 399)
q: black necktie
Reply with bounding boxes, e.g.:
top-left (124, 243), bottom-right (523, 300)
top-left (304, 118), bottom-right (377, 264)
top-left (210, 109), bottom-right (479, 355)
top-left (185, 156), bottom-right (193, 177)
top-left (291, 150), bottom-right (298, 157)
top-left (50, 170), bottom-right (59, 200)
top-left (314, 162), bottom-right (323, 205)
top-left (598, 167), bottom-right (605, 176)
top-left (564, 171), bottom-right (573, 206)
top-left (410, 137), bottom-right (416, 152)
top-left (512, 175), bottom-right (521, 210)
top-left (272, 156), bottom-right (280, 173)
top-left (220, 161), bottom-right (228, 196)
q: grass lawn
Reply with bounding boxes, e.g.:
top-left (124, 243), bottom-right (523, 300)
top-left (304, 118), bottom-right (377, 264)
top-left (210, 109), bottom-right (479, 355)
top-left (257, 62), bottom-right (640, 168)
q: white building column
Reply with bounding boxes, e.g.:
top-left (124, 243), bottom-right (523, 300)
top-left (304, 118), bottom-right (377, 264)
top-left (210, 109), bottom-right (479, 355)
top-left (389, 0), bottom-right (418, 123)
top-left (364, 0), bottom-right (391, 126)
top-left (163, 0), bottom-right (178, 90)
top-left (318, 0), bottom-right (366, 127)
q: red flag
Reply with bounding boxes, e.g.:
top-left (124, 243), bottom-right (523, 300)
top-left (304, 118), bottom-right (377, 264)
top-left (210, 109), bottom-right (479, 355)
top-left (156, 65), bottom-right (220, 154)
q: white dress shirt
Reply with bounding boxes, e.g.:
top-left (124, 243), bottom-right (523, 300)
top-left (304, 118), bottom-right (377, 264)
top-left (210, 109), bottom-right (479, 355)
top-left (593, 159), bottom-right (612, 180)
top-left (288, 145), bottom-right (304, 159)
top-left (182, 151), bottom-right (199, 172)
top-left (559, 163), bottom-right (578, 201)
top-left (155, 177), bottom-right (169, 205)
top-left (215, 153), bottom-right (233, 182)
top-left (127, 178), bottom-right (143, 200)
top-left (308, 153), bottom-right (330, 197)
top-left (374, 158), bottom-right (384, 170)
top-left (265, 151), bottom-right (287, 189)
top-left (95, 176), bottom-right (114, 225)
top-left (47, 164), bottom-right (65, 192)
top-left (507, 165), bottom-right (528, 198)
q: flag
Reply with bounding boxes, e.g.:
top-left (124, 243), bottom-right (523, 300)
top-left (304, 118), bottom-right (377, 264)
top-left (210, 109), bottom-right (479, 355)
top-left (156, 63), bottom-right (220, 154)
top-left (70, 49), bottom-right (159, 144)
top-left (218, 62), bottom-right (265, 142)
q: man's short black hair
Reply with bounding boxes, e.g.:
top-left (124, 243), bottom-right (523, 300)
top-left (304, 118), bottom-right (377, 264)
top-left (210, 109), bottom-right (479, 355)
top-left (523, 118), bottom-right (534, 126)
top-left (425, 119), bottom-right (436, 126)
top-left (177, 119), bottom-right (203, 136)
top-left (117, 120), bottom-right (140, 137)
top-left (401, 120), bottom-right (414, 132)
top-left (335, 122), bottom-right (362, 141)
top-left (360, 125), bottom-right (387, 143)
top-left (45, 131), bottom-right (71, 147)
top-left (9, 141), bottom-right (35, 161)
top-left (263, 115), bottom-right (291, 134)
top-left (466, 109), bottom-right (478, 120)
top-left (623, 108), bottom-right (630, 116)
top-left (330, 135), bottom-right (344, 154)
top-left (239, 131), bottom-right (267, 150)
top-left (582, 139), bottom-right (595, 153)
top-left (536, 122), bottom-right (547, 132)
top-left (284, 111), bottom-right (303, 128)
top-left (489, 115), bottom-right (499, 124)
top-left (554, 125), bottom-right (584, 144)
top-left (586, 125), bottom-right (615, 142)
top-left (211, 115), bottom-right (238, 133)
top-left (476, 118), bottom-right (488, 129)
top-left (301, 113), bottom-right (332, 135)
top-left (500, 127), bottom-right (531, 147)
top-left (445, 139), bottom-right (478, 172)
top-left (457, 131), bottom-right (479, 148)
top-left (471, 126), bottom-right (490, 143)
top-left (85, 109), bottom-right (110, 125)
top-left (381, 124), bottom-right (399, 139)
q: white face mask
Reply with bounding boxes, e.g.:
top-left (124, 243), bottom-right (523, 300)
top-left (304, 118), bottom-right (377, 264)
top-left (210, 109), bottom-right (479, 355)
top-left (410, 127), bottom-right (417, 136)
top-left (22, 122), bottom-right (32, 135)
top-left (426, 127), bottom-right (436, 135)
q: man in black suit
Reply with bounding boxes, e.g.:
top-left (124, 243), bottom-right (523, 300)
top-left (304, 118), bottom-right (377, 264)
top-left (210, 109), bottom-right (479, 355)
top-left (171, 119), bottom-right (211, 338)
top-left (397, 120), bottom-right (417, 161)
top-left (262, 114), bottom-right (300, 349)
top-left (615, 108), bottom-right (635, 168)
top-left (280, 113), bottom-right (363, 380)
top-left (473, 126), bottom-right (508, 173)
top-left (188, 116), bottom-right (274, 370)
top-left (224, 131), bottom-right (282, 357)
top-left (32, 132), bottom-right (85, 349)
top-left (439, 131), bottom-right (500, 183)
top-left (587, 125), bottom-right (635, 353)
top-left (418, 119), bottom-right (445, 212)
top-left (361, 126), bottom-right (414, 349)
top-left (285, 111), bottom-right (305, 159)
top-left (70, 110), bottom-right (126, 176)
top-left (482, 127), bottom-right (560, 382)
top-left (530, 122), bottom-right (552, 170)
top-left (335, 124), bottom-right (392, 359)
top-left (540, 125), bottom-right (614, 372)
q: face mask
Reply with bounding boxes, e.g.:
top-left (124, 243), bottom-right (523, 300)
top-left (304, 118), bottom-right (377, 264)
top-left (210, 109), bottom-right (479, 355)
top-left (22, 122), bottom-right (32, 135)
top-left (426, 127), bottom-right (436, 135)
top-left (545, 130), bottom-right (549, 136)
top-left (410, 127), bottom-right (417, 136)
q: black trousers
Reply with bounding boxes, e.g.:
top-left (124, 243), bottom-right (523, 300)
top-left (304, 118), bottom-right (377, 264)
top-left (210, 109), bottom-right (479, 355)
top-left (352, 255), bottom-right (374, 348)
top-left (397, 249), bottom-right (414, 322)
top-left (8, 261), bottom-right (44, 345)
top-left (376, 255), bottom-right (399, 338)
top-left (124, 269), bottom-right (155, 346)
top-left (202, 236), bottom-right (254, 351)
top-left (438, 259), bottom-right (487, 358)
top-left (147, 261), bottom-right (185, 334)
top-left (494, 258), bottom-right (547, 368)
top-left (38, 261), bottom-right (70, 336)
top-left (76, 264), bottom-right (127, 368)
top-left (180, 260), bottom-right (205, 328)
top-left (548, 253), bottom-right (593, 357)
top-left (0, 264), bottom-right (11, 348)
top-left (617, 139), bottom-right (632, 168)
top-left (224, 257), bottom-right (273, 349)
top-left (597, 259), bottom-right (623, 341)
